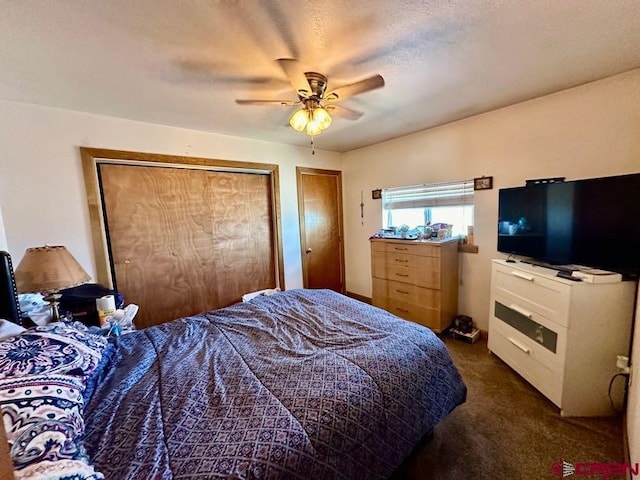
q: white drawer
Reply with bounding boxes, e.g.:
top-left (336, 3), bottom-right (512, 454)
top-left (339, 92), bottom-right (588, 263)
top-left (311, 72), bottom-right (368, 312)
top-left (488, 320), bottom-right (564, 406)
top-left (493, 263), bottom-right (571, 327)
top-left (491, 292), bottom-right (567, 368)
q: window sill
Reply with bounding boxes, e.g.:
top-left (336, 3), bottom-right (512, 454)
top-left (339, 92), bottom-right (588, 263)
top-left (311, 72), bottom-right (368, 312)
top-left (458, 244), bottom-right (479, 254)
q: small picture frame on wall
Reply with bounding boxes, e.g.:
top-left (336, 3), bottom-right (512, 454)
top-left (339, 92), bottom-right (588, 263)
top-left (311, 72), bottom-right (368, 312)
top-left (474, 176), bottom-right (493, 191)
top-left (371, 189), bottom-right (382, 199)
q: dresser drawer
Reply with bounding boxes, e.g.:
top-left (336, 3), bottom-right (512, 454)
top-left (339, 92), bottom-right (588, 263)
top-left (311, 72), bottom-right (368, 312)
top-left (373, 296), bottom-right (440, 330)
top-left (493, 263), bottom-right (571, 327)
top-left (372, 260), bottom-right (417, 284)
top-left (372, 240), bottom-right (440, 258)
top-left (373, 277), bottom-right (440, 305)
top-left (372, 253), bottom-right (440, 288)
top-left (488, 323), bottom-right (563, 407)
top-left (379, 251), bottom-right (414, 267)
top-left (491, 293), bottom-right (567, 367)
top-left (413, 264), bottom-right (440, 289)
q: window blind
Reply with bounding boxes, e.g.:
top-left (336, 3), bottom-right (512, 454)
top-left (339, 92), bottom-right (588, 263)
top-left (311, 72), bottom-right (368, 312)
top-left (382, 180), bottom-right (474, 210)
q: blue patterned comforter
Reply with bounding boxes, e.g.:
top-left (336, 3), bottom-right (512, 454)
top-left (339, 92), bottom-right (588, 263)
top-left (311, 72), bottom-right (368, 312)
top-left (83, 289), bottom-right (466, 479)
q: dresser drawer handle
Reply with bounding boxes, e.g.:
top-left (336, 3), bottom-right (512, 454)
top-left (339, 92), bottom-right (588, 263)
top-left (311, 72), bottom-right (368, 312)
top-left (394, 247), bottom-right (408, 251)
top-left (394, 258), bottom-right (409, 263)
top-left (511, 271), bottom-right (535, 282)
top-left (507, 337), bottom-right (531, 354)
top-left (395, 273), bottom-right (409, 277)
top-left (395, 307), bottom-right (410, 313)
top-left (396, 289), bottom-right (410, 294)
top-left (508, 304), bottom-right (533, 319)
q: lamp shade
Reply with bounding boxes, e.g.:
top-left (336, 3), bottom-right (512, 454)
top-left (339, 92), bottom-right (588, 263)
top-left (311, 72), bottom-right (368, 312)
top-left (312, 107), bottom-right (332, 130)
top-left (15, 245), bottom-right (90, 293)
top-left (289, 109), bottom-right (309, 132)
top-left (306, 119), bottom-right (323, 136)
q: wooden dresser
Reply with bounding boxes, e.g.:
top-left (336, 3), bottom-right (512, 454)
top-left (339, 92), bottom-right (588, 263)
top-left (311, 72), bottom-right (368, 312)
top-left (370, 238), bottom-right (459, 332)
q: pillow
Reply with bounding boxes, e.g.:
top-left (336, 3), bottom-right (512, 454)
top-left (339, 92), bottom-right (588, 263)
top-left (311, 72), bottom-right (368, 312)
top-left (0, 319), bottom-right (25, 341)
top-left (0, 322), bottom-right (109, 380)
top-left (0, 374), bottom-right (104, 479)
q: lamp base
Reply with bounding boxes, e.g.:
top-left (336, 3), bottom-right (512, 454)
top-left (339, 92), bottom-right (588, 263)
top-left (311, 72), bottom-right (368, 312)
top-left (43, 293), bottom-right (62, 322)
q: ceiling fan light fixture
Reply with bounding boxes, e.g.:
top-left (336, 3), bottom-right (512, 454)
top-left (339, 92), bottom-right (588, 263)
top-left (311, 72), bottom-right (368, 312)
top-left (289, 104), bottom-right (332, 136)
top-left (313, 107), bottom-right (332, 130)
top-left (306, 118), bottom-right (323, 136)
top-left (289, 108), bottom-right (308, 132)
top-left (237, 59), bottom-right (384, 146)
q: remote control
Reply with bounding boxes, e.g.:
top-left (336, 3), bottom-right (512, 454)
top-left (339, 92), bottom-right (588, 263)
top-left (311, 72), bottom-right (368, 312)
top-left (556, 271), bottom-right (582, 281)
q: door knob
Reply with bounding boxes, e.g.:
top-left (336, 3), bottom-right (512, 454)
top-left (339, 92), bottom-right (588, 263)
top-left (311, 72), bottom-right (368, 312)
top-left (306, 248), bottom-right (312, 254)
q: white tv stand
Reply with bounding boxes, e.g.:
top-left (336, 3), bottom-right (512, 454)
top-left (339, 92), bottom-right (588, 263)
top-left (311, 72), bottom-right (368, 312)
top-left (487, 259), bottom-right (636, 416)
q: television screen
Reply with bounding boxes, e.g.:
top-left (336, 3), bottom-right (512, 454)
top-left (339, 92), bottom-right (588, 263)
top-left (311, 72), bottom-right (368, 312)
top-left (498, 173), bottom-right (640, 275)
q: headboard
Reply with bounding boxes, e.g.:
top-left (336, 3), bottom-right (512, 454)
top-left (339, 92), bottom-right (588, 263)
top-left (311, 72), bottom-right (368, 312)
top-left (0, 251), bottom-right (22, 324)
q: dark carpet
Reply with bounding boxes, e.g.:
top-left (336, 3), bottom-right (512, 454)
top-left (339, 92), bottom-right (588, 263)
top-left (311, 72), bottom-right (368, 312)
top-left (391, 336), bottom-right (624, 480)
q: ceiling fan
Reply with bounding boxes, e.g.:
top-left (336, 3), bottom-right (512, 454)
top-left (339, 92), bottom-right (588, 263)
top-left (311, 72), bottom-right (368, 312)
top-left (235, 59), bottom-right (385, 137)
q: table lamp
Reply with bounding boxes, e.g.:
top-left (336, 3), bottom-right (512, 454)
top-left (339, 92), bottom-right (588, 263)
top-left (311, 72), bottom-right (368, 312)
top-left (14, 245), bottom-right (90, 321)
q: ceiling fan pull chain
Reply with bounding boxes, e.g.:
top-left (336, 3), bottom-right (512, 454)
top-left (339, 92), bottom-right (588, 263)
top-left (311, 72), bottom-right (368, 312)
top-left (310, 136), bottom-right (315, 155)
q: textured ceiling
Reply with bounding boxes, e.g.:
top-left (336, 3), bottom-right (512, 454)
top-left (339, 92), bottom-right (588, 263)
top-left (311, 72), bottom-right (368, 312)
top-left (1, 0), bottom-right (640, 152)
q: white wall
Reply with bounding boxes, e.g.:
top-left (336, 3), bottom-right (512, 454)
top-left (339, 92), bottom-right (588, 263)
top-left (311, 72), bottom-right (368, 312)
top-left (342, 68), bottom-right (640, 466)
top-left (0, 100), bottom-right (341, 288)
top-left (0, 205), bottom-right (7, 252)
top-left (342, 68), bottom-right (640, 332)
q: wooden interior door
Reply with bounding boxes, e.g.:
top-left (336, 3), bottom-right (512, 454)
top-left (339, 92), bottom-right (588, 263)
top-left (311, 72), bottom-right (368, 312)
top-left (99, 163), bottom-right (276, 328)
top-left (296, 167), bottom-right (345, 293)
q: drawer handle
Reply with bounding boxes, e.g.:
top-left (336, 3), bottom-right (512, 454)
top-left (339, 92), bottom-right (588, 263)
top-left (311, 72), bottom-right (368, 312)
top-left (507, 337), bottom-right (531, 354)
top-left (394, 247), bottom-right (408, 251)
top-left (394, 258), bottom-right (409, 263)
top-left (396, 289), bottom-right (410, 294)
top-left (395, 307), bottom-right (409, 313)
top-left (511, 271), bottom-right (535, 282)
top-left (508, 304), bottom-right (533, 319)
top-left (395, 273), bottom-right (409, 277)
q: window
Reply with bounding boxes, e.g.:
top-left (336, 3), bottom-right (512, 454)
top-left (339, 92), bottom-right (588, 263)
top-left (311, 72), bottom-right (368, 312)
top-left (382, 180), bottom-right (474, 237)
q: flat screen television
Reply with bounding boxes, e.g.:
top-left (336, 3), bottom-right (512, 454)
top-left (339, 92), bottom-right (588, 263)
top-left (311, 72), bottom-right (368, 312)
top-left (497, 173), bottom-right (640, 275)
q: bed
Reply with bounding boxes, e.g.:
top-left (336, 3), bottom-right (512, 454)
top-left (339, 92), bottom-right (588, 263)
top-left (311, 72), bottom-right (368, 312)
top-left (1, 289), bottom-right (466, 480)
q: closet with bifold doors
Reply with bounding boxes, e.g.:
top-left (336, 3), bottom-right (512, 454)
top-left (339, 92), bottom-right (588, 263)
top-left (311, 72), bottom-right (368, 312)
top-left (81, 148), bottom-right (284, 329)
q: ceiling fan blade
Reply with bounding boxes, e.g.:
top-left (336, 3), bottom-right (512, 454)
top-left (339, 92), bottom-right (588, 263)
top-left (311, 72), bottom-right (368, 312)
top-left (276, 58), bottom-right (312, 98)
top-left (324, 74), bottom-right (385, 102)
top-left (324, 104), bottom-right (363, 120)
top-left (235, 99), bottom-right (300, 106)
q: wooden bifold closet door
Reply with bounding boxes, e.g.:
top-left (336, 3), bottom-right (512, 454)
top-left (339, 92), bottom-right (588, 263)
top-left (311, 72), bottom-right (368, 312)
top-left (99, 163), bottom-right (276, 329)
